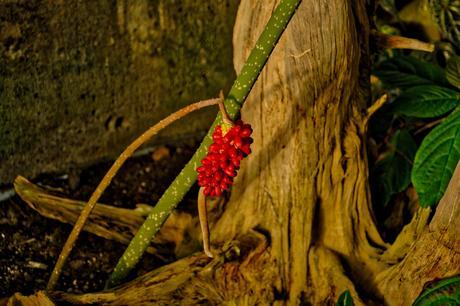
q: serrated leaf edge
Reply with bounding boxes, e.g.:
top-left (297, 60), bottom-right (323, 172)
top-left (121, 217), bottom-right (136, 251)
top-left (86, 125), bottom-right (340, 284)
top-left (412, 109), bottom-right (460, 206)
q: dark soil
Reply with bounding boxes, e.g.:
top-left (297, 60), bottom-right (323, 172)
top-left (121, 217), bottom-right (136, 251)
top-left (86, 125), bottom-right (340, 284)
top-left (0, 139), bottom-right (202, 297)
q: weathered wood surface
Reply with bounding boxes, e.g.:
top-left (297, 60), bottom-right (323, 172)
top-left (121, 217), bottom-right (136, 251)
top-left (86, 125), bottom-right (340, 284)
top-left (376, 162), bottom-right (460, 305)
top-left (44, 163), bottom-right (458, 305)
top-left (14, 176), bottom-right (227, 259)
top-left (1, 291), bottom-right (54, 306)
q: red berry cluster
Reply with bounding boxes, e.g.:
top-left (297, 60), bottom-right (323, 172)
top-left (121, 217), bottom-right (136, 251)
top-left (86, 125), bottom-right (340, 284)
top-left (197, 120), bottom-right (253, 197)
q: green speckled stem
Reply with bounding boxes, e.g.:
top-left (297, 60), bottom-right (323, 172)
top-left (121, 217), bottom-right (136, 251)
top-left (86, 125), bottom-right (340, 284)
top-left (106, 0), bottom-right (302, 288)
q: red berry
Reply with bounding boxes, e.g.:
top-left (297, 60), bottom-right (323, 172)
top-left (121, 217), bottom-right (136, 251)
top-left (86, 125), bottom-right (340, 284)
top-left (233, 136), bottom-right (243, 148)
top-left (241, 145), bottom-right (251, 155)
top-left (240, 127), bottom-right (252, 138)
top-left (197, 120), bottom-right (253, 196)
top-left (214, 171), bottom-right (223, 181)
top-left (224, 167), bottom-right (234, 177)
top-left (209, 143), bottom-right (219, 153)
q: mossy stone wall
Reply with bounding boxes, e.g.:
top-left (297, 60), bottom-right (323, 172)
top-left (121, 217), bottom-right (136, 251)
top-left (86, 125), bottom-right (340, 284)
top-left (0, 0), bottom-right (238, 183)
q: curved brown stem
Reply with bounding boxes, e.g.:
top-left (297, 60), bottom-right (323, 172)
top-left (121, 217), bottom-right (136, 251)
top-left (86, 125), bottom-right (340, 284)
top-left (218, 90), bottom-right (234, 126)
top-left (373, 32), bottom-right (435, 52)
top-left (46, 96), bottom-right (223, 291)
top-left (198, 188), bottom-right (213, 258)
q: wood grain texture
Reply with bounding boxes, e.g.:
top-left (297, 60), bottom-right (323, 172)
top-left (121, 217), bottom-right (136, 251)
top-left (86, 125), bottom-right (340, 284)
top-left (213, 0), bottom-right (383, 303)
top-left (376, 162), bottom-right (460, 305)
top-left (14, 176), bottom-right (215, 260)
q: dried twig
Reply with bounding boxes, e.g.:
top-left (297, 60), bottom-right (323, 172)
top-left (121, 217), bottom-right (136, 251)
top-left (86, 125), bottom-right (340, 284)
top-left (363, 94), bottom-right (388, 129)
top-left (198, 188), bottom-right (213, 258)
top-left (414, 117), bottom-right (445, 135)
top-left (46, 96), bottom-right (223, 291)
top-left (373, 32), bottom-right (435, 52)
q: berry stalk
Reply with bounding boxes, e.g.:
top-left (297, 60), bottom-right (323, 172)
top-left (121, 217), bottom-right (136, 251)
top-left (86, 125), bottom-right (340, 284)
top-left (106, 0), bottom-right (302, 288)
top-left (46, 97), bottom-right (223, 291)
top-left (197, 117), bottom-right (253, 257)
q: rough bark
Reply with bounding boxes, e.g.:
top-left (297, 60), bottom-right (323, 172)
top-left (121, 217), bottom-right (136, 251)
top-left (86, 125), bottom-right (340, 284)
top-left (1, 291), bottom-right (54, 306)
top-left (212, 0), bottom-right (385, 303)
top-left (10, 1), bottom-right (460, 305)
top-left (45, 163), bottom-right (458, 305)
top-left (376, 163), bottom-right (460, 305)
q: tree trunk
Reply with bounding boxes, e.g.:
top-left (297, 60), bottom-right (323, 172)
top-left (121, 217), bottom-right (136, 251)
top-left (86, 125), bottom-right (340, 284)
top-left (41, 0), bottom-right (460, 305)
top-left (211, 0), bottom-right (384, 303)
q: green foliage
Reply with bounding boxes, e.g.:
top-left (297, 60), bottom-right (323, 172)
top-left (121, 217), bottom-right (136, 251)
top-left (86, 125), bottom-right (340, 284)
top-left (335, 290), bottom-right (354, 306)
top-left (413, 275), bottom-right (460, 305)
top-left (393, 85), bottom-right (459, 118)
top-left (412, 108), bottom-right (460, 207)
top-left (429, 0), bottom-right (460, 47)
top-left (373, 54), bottom-right (460, 208)
top-left (375, 55), bottom-right (450, 89)
top-left (372, 130), bottom-right (417, 207)
top-left (446, 56), bottom-right (460, 89)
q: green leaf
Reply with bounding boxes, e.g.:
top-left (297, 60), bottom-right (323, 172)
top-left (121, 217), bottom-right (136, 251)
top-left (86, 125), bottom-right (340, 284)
top-left (429, 0), bottom-right (460, 47)
top-left (413, 275), bottom-right (460, 305)
top-left (375, 56), bottom-right (450, 89)
top-left (446, 56), bottom-right (460, 89)
top-left (393, 85), bottom-right (460, 118)
top-left (372, 130), bottom-right (417, 207)
top-left (336, 290), bottom-right (354, 306)
top-left (412, 108), bottom-right (460, 207)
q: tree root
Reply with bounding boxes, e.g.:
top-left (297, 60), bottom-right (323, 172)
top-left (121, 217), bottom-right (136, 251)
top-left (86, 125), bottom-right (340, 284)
top-left (375, 163), bottom-right (460, 305)
top-left (48, 231), bottom-right (275, 305)
top-left (14, 158), bottom-right (455, 305)
top-left (14, 176), bottom-right (154, 251)
top-left (36, 163), bottom-right (457, 306)
top-left (14, 176), bottom-right (225, 259)
top-left (1, 291), bottom-right (54, 306)
top-left (308, 245), bottom-right (365, 305)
